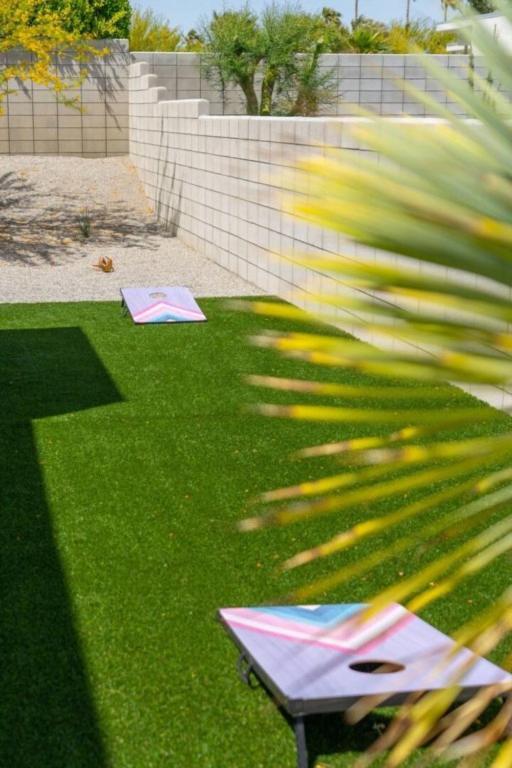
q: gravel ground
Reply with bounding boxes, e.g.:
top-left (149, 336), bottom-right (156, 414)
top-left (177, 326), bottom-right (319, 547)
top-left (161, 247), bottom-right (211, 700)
top-left (0, 155), bottom-right (258, 303)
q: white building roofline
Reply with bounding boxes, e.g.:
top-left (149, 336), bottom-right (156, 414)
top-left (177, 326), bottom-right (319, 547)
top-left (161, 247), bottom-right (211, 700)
top-left (437, 11), bottom-right (503, 33)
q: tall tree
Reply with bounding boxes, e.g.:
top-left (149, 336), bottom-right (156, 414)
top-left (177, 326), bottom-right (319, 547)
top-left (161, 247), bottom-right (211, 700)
top-left (182, 29), bottom-right (204, 51)
top-left (441, 0), bottom-right (458, 21)
top-left (320, 6), bottom-right (351, 52)
top-left (202, 3), bottom-right (338, 116)
top-left (129, 7), bottom-right (180, 51)
top-left (468, 0), bottom-right (496, 11)
top-left (202, 7), bottom-right (263, 115)
top-left (41, 0), bottom-right (131, 38)
top-left (259, 4), bottom-right (333, 115)
top-left (405, 0), bottom-right (417, 26)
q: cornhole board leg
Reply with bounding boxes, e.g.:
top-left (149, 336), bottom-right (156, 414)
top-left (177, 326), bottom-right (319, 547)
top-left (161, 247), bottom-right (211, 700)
top-left (294, 715), bottom-right (308, 768)
top-left (237, 653), bottom-right (309, 768)
top-left (120, 297), bottom-right (128, 316)
top-left (237, 653), bottom-right (254, 686)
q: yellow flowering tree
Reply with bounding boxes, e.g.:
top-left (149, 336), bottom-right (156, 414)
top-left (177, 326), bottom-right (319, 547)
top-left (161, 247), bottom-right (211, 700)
top-left (0, 0), bottom-right (104, 112)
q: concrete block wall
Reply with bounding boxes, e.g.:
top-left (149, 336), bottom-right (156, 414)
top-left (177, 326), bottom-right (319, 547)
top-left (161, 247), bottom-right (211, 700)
top-left (130, 63), bottom-right (350, 295)
top-left (1, 48), bottom-right (505, 153)
top-left (322, 53), bottom-right (505, 116)
top-left (131, 51), bottom-right (245, 115)
top-left (131, 51), bottom-right (496, 117)
top-left (128, 64), bottom-right (381, 304)
top-left (0, 40), bottom-right (130, 156)
top-left (129, 59), bottom-right (512, 410)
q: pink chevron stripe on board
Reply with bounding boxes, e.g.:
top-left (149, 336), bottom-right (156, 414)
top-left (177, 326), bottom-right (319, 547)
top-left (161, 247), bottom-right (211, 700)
top-left (222, 604), bottom-right (412, 654)
top-left (133, 301), bottom-right (204, 322)
top-left (157, 302), bottom-right (205, 318)
top-left (132, 301), bottom-right (172, 322)
top-left (134, 301), bottom-right (203, 321)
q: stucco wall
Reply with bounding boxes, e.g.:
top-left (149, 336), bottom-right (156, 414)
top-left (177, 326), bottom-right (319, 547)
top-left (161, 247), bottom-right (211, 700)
top-left (0, 40), bottom-right (129, 156)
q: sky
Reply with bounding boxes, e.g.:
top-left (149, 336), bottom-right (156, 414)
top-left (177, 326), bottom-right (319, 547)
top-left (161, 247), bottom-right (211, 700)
top-left (137, 0), bottom-right (447, 33)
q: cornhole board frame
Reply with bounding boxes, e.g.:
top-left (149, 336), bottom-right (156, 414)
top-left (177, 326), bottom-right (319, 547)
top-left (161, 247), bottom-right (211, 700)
top-left (120, 286), bottom-right (207, 325)
top-left (219, 604), bottom-right (512, 768)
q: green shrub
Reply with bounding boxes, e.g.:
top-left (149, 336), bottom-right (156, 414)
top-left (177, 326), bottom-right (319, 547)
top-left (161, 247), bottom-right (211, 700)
top-left (468, 0), bottom-right (496, 12)
top-left (129, 7), bottom-right (181, 51)
top-left (386, 19), bottom-right (456, 53)
top-left (202, 2), bottom-right (339, 116)
top-left (41, 0), bottom-right (131, 38)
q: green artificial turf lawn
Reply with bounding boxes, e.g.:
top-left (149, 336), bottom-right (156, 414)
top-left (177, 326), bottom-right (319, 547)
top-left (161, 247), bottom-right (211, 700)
top-left (1, 299), bottom-right (511, 768)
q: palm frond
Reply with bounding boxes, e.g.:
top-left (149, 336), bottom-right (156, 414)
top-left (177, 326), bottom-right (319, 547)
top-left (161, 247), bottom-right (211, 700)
top-left (245, 0), bottom-right (512, 763)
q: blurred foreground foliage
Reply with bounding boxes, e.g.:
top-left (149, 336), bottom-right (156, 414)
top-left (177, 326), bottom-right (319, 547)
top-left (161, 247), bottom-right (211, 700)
top-left (243, 1), bottom-right (512, 764)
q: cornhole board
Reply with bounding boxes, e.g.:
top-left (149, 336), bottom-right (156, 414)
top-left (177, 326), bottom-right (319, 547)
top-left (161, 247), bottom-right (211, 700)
top-left (120, 287), bottom-right (206, 324)
top-left (219, 604), bottom-right (512, 768)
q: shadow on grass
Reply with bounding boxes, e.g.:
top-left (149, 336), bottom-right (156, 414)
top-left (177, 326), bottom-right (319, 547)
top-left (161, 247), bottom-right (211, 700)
top-left (280, 691), bottom-right (505, 766)
top-left (302, 710), bottom-right (393, 767)
top-left (0, 327), bottom-right (122, 767)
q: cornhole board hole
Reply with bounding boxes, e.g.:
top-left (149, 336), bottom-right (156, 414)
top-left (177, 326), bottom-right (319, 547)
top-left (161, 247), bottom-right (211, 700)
top-left (120, 287), bottom-right (206, 324)
top-left (219, 603), bottom-right (512, 768)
